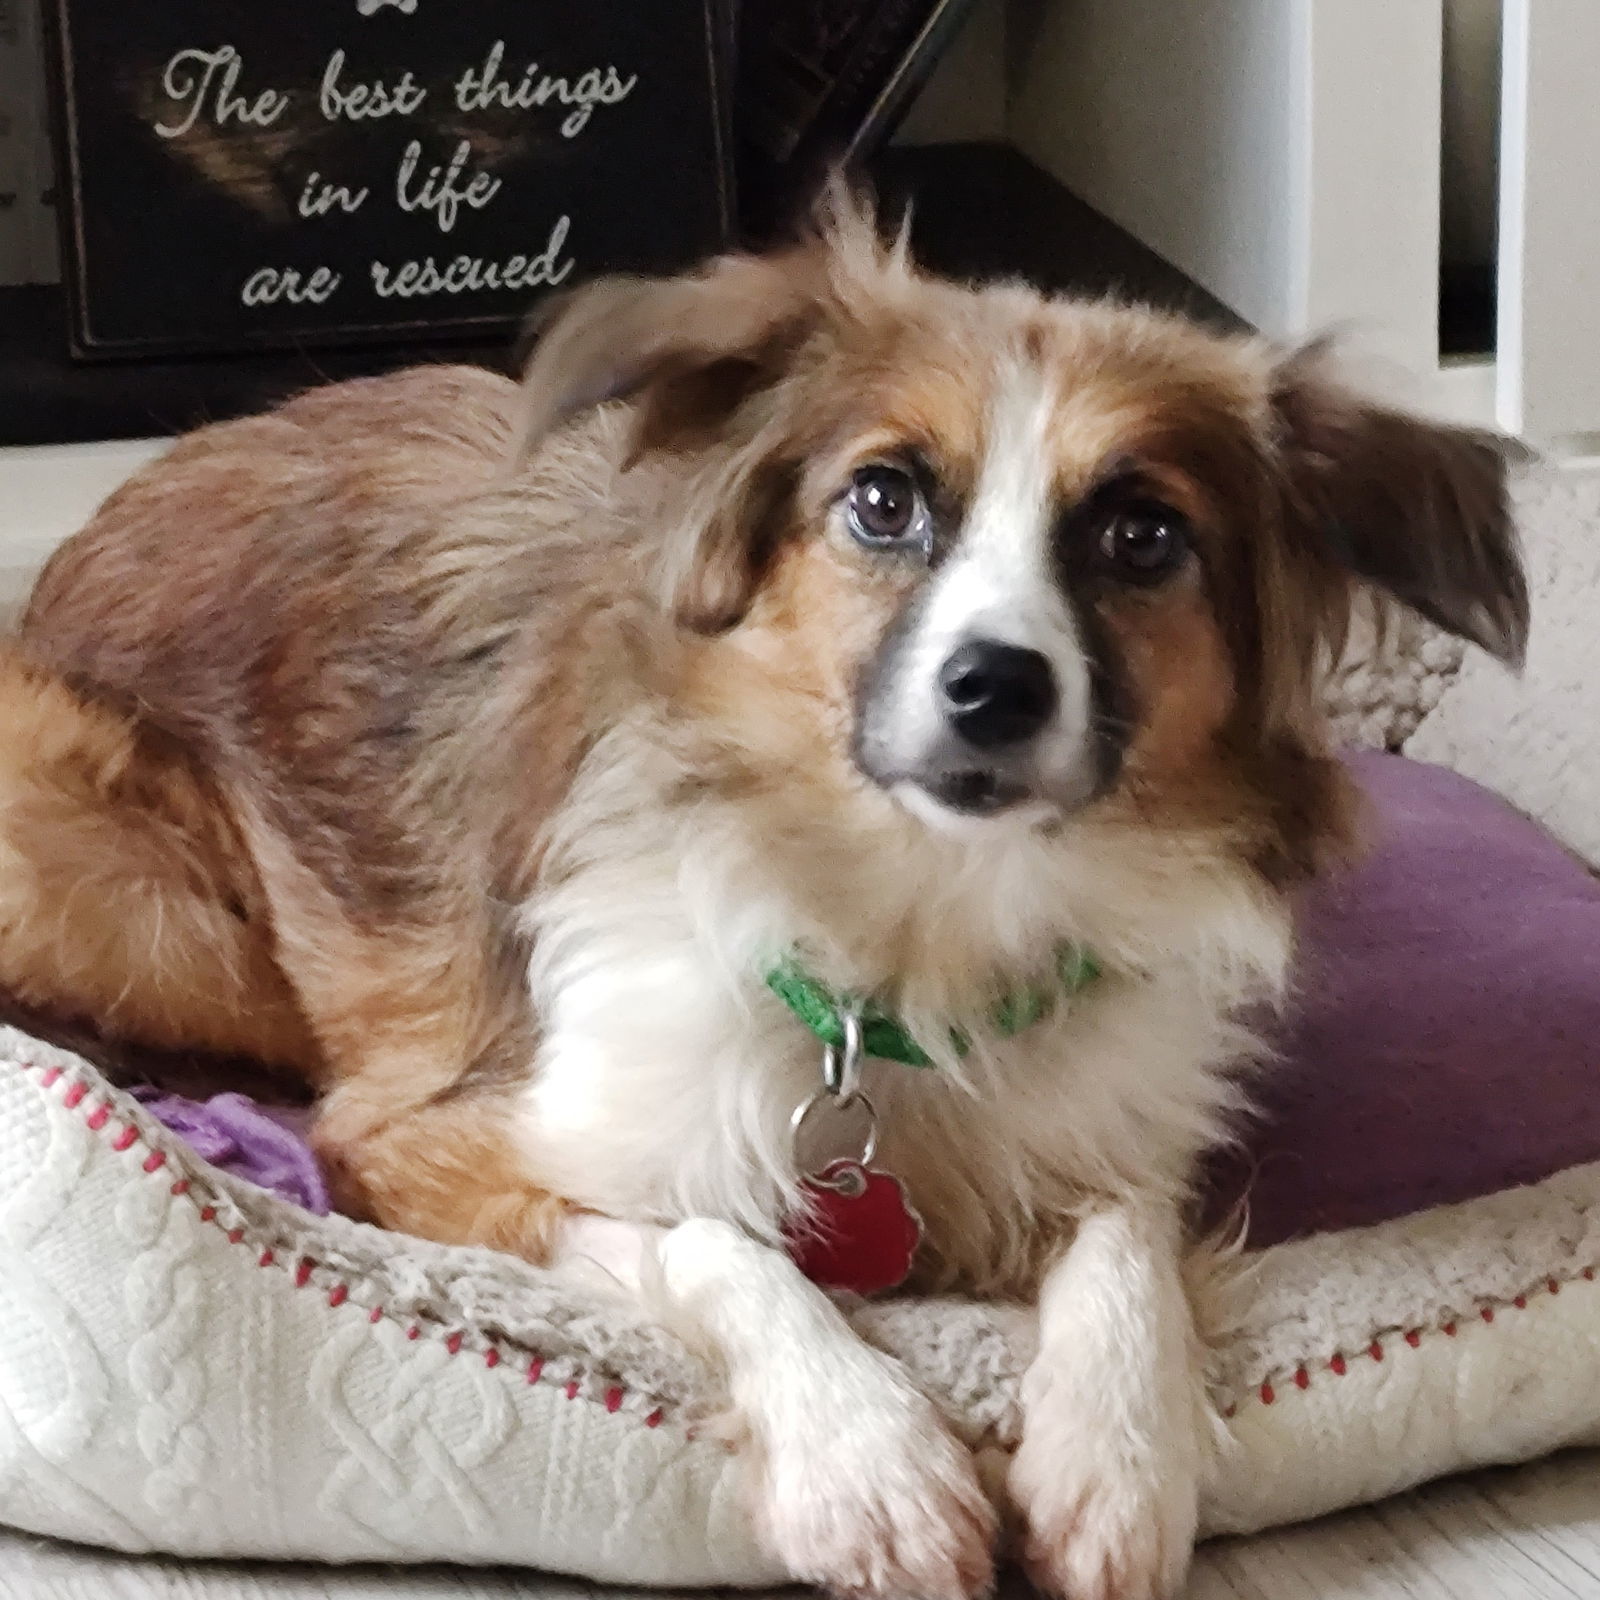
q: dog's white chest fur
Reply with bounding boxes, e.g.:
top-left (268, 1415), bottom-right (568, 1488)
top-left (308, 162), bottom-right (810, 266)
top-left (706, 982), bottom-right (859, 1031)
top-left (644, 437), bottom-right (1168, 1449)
top-left (519, 911), bottom-right (821, 1237)
top-left (512, 726), bottom-right (1299, 1286)
top-left (514, 733), bottom-right (1292, 1281)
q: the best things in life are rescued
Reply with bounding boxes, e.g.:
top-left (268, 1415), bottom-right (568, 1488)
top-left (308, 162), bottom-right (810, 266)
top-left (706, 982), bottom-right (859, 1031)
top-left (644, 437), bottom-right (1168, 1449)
top-left (150, 36), bottom-right (639, 309)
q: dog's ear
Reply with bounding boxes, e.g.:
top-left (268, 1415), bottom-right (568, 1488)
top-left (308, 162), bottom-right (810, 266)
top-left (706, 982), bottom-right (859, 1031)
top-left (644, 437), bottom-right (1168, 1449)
top-left (515, 179), bottom-right (894, 456)
top-left (515, 252), bottom-right (818, 461)
top-left (1271, 344), bottom-right (1530, 665)
top-left (514, 252), bottom-right (824, 632)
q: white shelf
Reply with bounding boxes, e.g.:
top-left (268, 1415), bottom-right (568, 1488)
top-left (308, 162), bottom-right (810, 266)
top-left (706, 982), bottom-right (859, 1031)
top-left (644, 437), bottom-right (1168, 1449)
top-left (0, 437), bottom-right (166, 605)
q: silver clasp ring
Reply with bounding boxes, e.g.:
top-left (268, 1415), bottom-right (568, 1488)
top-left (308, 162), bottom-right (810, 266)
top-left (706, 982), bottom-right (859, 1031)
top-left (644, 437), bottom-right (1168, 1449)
top-left (790, 1087), bottom-right (880, 1173)
top-left (791, 1006), bottom-right (877, 1175)
top-left (822, 1008), bottom-right (864, 1100)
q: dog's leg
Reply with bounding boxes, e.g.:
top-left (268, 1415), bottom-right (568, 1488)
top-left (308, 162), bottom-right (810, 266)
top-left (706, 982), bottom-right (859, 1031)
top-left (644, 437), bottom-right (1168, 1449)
top-left (558, 1213), bottom-right (996, 1600)
top-left (228, 786), bottom-right (511, 1095)
top-left (312, 1093), bottom-right (570, 1260)
top-left (285, 942), bottom-right (551, 1251)
top-left (1009, 1199), bottom-right (1208, 1600)
top-left (225, 794), bottom-right (556, 1244)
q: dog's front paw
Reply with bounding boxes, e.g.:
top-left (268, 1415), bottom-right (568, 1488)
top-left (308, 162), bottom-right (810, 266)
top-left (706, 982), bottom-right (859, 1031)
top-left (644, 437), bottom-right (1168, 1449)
top-left (754, 1356), bottom-right (996, 1600)
top-left (1008, 1375), bottom-right (1197, 1600)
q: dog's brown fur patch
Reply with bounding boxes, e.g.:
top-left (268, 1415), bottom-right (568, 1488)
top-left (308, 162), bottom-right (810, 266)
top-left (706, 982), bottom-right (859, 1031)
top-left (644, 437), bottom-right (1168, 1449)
top-left (0, 649), bottom-right (314, 1066)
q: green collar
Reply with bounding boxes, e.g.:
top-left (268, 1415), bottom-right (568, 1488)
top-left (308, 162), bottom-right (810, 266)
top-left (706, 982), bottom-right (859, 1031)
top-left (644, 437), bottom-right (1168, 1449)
top-left (765, 945), bottom-right (1100, 1068)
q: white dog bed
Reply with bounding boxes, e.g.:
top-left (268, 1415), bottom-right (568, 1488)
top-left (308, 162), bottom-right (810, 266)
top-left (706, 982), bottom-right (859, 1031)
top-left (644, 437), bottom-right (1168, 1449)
top-left (6, 464), bottom-right (1600, 1583)
top-left (5, 1032), bottom-right (1600, 1585)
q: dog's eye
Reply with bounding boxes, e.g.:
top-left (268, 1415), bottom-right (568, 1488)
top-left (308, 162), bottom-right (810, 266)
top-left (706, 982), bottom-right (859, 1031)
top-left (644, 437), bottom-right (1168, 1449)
top-left (846, 465), bottom-right (927, 550)
top-left (1096, 509), bottom-right (1190, 583)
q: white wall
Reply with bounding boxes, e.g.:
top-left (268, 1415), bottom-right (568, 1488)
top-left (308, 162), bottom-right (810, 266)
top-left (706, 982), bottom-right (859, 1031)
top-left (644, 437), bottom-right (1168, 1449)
top-left (1007, 0), bottom-right (1447, 386)
top-left (909, 0), bottom-right (1504, 363)
top-left (1294, 1), bottom-right (1443, 378)
top-left (0, 438), bottom-right (166, 605)
top-left (1007, 0), bottom-right (1302, 336)
top-left (1495, 0), bottom-right (1600, 440)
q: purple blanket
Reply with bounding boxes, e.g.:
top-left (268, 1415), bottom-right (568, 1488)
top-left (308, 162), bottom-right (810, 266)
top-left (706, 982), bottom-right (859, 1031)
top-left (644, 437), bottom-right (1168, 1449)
top-left (131, 1086), bottom-right (328, 1215)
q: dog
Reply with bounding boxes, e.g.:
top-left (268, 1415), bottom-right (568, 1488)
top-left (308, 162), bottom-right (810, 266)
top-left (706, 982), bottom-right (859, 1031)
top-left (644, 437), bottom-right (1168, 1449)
top-left (0, 199), bottom-right (1526, 1599)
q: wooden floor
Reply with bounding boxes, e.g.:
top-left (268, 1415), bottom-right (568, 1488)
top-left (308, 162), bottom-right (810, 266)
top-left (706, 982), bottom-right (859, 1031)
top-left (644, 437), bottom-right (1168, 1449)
top-left (4, 1450), bottom-right (1599, 1599)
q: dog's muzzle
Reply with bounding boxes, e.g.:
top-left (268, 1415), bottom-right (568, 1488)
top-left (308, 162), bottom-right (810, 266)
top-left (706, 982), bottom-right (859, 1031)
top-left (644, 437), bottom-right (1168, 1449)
top-left (854, 610), bottom-right (1116, 820)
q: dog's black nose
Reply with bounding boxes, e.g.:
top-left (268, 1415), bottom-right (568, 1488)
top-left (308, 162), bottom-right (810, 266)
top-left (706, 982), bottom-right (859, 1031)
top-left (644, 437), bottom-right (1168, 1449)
top-left (938, 641), bottom-right (1058, 748)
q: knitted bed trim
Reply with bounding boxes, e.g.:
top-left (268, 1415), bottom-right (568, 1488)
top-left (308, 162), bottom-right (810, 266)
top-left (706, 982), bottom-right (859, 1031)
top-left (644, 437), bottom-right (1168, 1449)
top-left (17, 1055), bottom-right (684, 1428)
top-left (6, 1034), bottom-right (714, 1418)
top-left (13, 1027), bottom-right (1600, 1447)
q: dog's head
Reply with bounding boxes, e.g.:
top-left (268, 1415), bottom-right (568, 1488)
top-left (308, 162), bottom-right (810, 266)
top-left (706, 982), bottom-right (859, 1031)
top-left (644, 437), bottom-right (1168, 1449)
top-left (519, 198), bottom-right (1527, 881)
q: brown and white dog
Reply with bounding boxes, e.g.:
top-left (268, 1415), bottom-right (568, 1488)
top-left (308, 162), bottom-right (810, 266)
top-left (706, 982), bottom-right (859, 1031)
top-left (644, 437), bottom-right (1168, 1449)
top-left (0, 201), bottom-right (1525, 1599)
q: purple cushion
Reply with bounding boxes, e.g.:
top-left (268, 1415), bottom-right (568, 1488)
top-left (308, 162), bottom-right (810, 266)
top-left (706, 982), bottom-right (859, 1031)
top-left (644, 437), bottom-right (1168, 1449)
top-left (1210, 750), bottom-right (1600, 1249)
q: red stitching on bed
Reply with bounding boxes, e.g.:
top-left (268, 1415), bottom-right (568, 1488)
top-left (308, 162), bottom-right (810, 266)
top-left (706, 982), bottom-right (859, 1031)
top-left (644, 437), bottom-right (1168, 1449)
top-left (1238, 1267), bottom-right (1599, 1417)
top-left (16, 1055), bottom-right (679, 1433)
top-left (92, 1050), bottom-right (1594, 1436)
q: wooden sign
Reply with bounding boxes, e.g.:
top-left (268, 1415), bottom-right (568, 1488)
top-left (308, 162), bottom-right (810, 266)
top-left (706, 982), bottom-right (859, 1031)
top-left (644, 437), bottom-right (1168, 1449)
top-left (46, 0), bottom-right (732, 357)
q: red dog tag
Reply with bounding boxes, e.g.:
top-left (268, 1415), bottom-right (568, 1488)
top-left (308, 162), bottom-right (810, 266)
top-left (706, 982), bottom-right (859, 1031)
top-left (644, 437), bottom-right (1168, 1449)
top-left (785, 1160), bottom-right (923, 1297)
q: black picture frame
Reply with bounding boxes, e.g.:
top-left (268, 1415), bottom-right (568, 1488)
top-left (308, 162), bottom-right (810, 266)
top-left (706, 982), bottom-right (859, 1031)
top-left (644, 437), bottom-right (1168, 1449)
top-left (734, 0), bottom-right (979, 236)
top-left (44, 0), bottom-right (735, 360)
